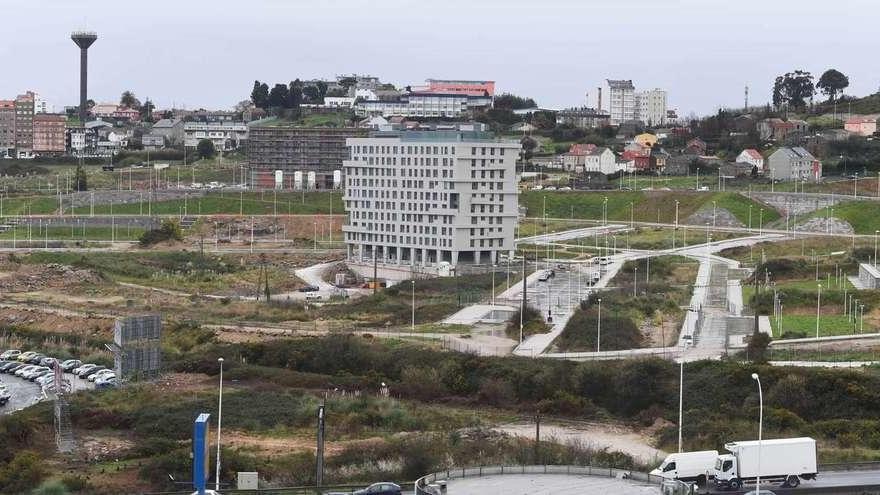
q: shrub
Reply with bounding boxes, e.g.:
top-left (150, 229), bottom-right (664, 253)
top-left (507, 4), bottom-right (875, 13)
top-left (139, 218), bottom-right (184, 246)
top-left (0, 451), bottom-right (47, 493)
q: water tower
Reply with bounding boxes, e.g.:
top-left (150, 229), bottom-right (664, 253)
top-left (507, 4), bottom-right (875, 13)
top-left (71, 31), bottom-right (97, 122)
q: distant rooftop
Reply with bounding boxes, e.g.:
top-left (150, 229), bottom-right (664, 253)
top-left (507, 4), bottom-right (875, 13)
top-left (607, 79), bottom-right (635, 89)
top-left (369, 130), bottom-right (516, 143)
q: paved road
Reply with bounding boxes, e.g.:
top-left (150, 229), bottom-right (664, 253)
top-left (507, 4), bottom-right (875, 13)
top-left (0, 372), bottom-right (94, 415)
top-left (445, 473), bottom-right (660, 494)
top-left (517, 224), bottom-right (630, 244)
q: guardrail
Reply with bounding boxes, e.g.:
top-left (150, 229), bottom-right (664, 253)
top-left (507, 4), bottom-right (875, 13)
top-left (414, 464), bottom-right (669, 495)
top-left (142, 482), bottom-right (415, 495)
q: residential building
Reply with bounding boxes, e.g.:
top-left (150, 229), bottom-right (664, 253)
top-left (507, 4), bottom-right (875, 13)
top-left (33, 93), bottom-right (48, 114)
top-left (583, 147), bottom-right (618, 175)
top-left (649, 147), bottom-right (670, 172)
top-left (0, 100), bottom-right (14, 157)
top-left (556, 107), bottom-right (611, 129)
top-left (14, 92), bottom-right (35, 158)
top-left (112, 107), bottom-right (140, 121)
top-left (634, 89), bottom-right (667, 126)
top-left (735, 149), bottom-right (764, 171)
top-left (757, 118), bottom-right (808, 141)
top-left (91, 103), bottom-right (119, 119)
top-left (421, 79), bottom-right (495, 97)
top-left (247, 125), bottom-right (367, 189)
top-left (634, 133), bottom-right (659, 148)
top-left (859, 263), bottom-right (880, 289)
top-left (150, 118), bottom-right (185, 146)
top-left (766, 147), bottom-right (822, 181)
top-left (844, 117), bottom-right (878, 136)
top-left (562, 143), bottom-right (597, 171)
top-left (607, 79), bottom-right (635, 125)
top-left (342, 130), bottom-right (519, 268)
top-left (184, 122), bottom-right (248, 151)
top-left (323, 97), bottom-right (356, 109)
top-left (32, 114), bottom-right (66, 155)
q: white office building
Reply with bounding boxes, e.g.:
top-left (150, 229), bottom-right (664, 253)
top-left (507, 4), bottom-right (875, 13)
top-left (343, 131), bottom-right (519, 268)
top-left (635, 89), bottom-right (667, 126)
top-left (607, 79), bottom-right (635, 125)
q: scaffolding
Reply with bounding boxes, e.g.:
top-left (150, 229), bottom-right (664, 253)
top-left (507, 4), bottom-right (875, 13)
top-left (51, 364), bottom-right (75, 453)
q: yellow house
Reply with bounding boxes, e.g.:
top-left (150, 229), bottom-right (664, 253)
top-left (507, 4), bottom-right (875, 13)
top-left (634, 133), bottom-right (658, 148)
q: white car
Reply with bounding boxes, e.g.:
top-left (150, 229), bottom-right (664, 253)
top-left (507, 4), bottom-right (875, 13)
top-left (72, 364), bottom-right (97, 375)
top-left (88, 369), bottom-right (115, 382)
top-left (22, 367), bottom-right (49, 380)
top-left (15, 365), bottom-right (38, 378)
top-left (0, 350), bottom-right (21, 360)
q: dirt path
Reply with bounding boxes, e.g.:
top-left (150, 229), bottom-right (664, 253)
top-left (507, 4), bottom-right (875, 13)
top-left (494, 420), bottom-right (667, 464)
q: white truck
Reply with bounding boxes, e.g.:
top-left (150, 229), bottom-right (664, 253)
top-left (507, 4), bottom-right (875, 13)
top-left (714, 437), bottom-right (817, 490)
top-left (651, 450), bottom-right (718, 483)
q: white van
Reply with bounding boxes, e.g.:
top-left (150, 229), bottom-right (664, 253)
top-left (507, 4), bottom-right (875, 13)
top-left (651, 450), bottom-right (719, 483)
top-left (305, 293), bottom-right (323, 302)
top-left (597, 257), bottom-right (611, 266)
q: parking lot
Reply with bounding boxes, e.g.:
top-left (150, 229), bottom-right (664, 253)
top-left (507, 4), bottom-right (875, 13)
top-left (527, 264), bottom-right (601, 324)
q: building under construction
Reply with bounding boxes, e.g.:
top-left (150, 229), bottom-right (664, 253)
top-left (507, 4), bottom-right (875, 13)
top-left (247, 124), bottom-right (367, 189)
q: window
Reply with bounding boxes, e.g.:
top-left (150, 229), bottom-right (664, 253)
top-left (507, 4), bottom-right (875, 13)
top-left (663, 462), bottom-right (676, 473)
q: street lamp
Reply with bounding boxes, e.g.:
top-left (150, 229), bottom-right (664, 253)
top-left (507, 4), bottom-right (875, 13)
top-left (752, 373), bottom-right (764, 495)
top-left (712, 200), bottom-right (717, 228)
top-left (874, 231), bottom-right (878, 267)
top-left (411, 280), bottom-right (416, 332)
top-left (816, 284), bottom-right (822, 340)
top-left (678, 342), bottom-right (691, 453)
top-left (215, 357), bottom-right (225, 492)
top-left (673, 200), bottom-right (679, 249)
top-left (596, 298), bottom-right (602, 352)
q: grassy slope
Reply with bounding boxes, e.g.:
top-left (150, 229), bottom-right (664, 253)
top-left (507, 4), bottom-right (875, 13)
top-left (68, 191), bottom-right (343, 216)
top-left (806, 200), bottom-right (880, 234)
top-left (521, 191), bottom-right (779, 225)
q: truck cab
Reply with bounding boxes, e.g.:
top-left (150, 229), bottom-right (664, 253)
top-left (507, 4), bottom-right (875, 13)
top-left (714, 454), bottom-right (736, 484)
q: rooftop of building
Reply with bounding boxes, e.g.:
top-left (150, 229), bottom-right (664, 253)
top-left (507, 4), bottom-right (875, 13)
top-left (426, 79), bottom-right (494, 84)
top-left (366, 130), bottom-right (516, 143)
top-left (606, 79), bottom-right (635, 89)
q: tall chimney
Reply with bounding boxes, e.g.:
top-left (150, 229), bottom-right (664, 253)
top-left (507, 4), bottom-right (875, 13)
top-left (597, 87), bottom-right (602, 112)
top-left (71, 31), bottom-right (98, 123)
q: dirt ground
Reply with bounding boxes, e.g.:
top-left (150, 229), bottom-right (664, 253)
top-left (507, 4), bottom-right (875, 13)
top-left (493, 419), bottom-right (668, 464)
top-left (222, 429), bottom-right (389, 457)
top-left (0, 263), bottom-right (104, 292)
top-left (0, 304), bottom-right (115, 336)
top-left (640, 312), bottom-right (682, 348)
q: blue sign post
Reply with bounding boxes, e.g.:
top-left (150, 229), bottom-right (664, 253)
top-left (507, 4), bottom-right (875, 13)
top-left (193, 413), bottom-right (211, 495)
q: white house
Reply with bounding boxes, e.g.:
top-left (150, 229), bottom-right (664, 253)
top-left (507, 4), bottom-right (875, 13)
top-left (583, 147), bottom-right (618, 174)
top-left (766, 147), bottom-right (822, 181)
top-left (735, 149), bottom-right (764, 172)
top-left (324, 97), bottom-right (356, 109)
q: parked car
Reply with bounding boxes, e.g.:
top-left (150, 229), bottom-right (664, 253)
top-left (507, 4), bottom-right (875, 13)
top-left (72, 364), bottom-right (97, 376)
top-left (95, 376), bottom-right (119, 389)
top-left (29, 369), bottom-right (53, 381)
top-left (0, 388), bottom-right (10, 406)
top-left (2, 363), bottom-right (25, 374)
top-left (39, 357), bottom-right (58, 367)
top-left (15, 365), bottom-right (38, 378)
top-left (352, 483), bottom-right (402, 495)
top-left (79, 366), bottom-right (107, 379)
top-left (298, 285), bottom-right (320, 292)
top-left (26, 354), bottom-right (47, 365)
top-left (0, 350), bottom-right (21, 360)
top-left (88, 369), bottom-right (115, 382)
top-left (17, 352), bottom-right (38, 362)
top-left (36, 374), bottom-right (56, 388)
top-left (23, 367), bottom-right (50, 380)
top-left (60, 360), bottom-right (82, 372)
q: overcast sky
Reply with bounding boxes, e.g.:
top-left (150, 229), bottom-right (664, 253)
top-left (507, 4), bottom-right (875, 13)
top-left (2, 0), bottom-right (878, 116)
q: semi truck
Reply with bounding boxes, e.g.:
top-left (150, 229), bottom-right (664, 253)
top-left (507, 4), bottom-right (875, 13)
top-left (714, 437), bottom-right (817, 490)
top-left (650, 450), bottom-right (718, 483)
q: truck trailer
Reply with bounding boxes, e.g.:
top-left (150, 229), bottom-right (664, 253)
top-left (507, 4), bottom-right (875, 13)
top-left (714, 437), bottom-right (817, 490)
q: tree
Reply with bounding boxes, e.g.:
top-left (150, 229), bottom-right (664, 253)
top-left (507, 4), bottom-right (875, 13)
top-left (520, 136), bottom-right (538, 161)
top-left (74, 164), bottom-right (87, 191)
top-left (338, 76), bottom-right (358, 94)
top-left (139, 218), bottom-right (184, 247)
top-left (267, 83), bottom-right (290, 110)
top-left (140, 99), bottom-right (155, 120)
top-left (745, 330), bottom-right (771, 364)
top-left (196, 139), bottom-right (215, 159)
top-left (120, 90), bottom-right (140, 109)
top-left (251, 80), bottom-right (269, 109)
top-left (772, 70), bottom-right (815, 110)
top-left (302, 85), bottom-right (319, 103)
top-left (817, 69), bottom-right (850, 102)
top-left (288, 79), bottom-right (304, 108)
top-left (316, 81), bottom-right (328, 103)
top-left (494, 93), bottom-right (538, 110)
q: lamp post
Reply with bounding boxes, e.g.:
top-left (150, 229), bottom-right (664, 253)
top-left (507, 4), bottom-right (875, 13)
top-left (596, 298), bottom-right (602, 352)
top-left (678, 342), bottom-right (691, 453)
top-left (748, 204), bottom-right (752, 232)
top-left (816, 284), bottom-right (822, 340)
top-left (712, 200), bottom-right (717, 228)
top-left (603, 197), bottom-right (608, 225)
top-left (673, 200), bottom-right (679, 249)
top-left (411, 280), bottom-right (415, 332)
top-left (215, 357), bottom-right (225, 492)
top-left (752, 373), bottom-right (764, 495)
top-left (875, 230), bottom-right (878, 267)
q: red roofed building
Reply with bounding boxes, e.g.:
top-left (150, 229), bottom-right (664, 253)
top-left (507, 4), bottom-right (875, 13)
top-left (423, 79), bottom-right (495, 97)
top-left (562, 143), bottom-right (597, 170)
top-left (735, 148), bottom-right (765, 172)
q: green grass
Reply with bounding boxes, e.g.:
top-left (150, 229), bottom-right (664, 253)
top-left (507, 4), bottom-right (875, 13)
top-left (772, 314), bottom-right (866, 338)
top-left (0, 195), bottom-right (61, 215)
top-left (520, 190), bottom-right (779, 226)
top-left (68, 191), bottom-right (343, 216)
top-left (806, 200), bottom-right (880, 234)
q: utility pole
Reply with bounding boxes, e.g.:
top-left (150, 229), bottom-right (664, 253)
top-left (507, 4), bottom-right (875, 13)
top-left (316, 403), bottom-right (325, 487)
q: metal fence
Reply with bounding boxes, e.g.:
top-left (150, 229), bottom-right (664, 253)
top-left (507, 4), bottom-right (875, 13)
top-left (414, 464), bottom-right (668, 495)
top-left (142, 482), bottom-right (415, 495)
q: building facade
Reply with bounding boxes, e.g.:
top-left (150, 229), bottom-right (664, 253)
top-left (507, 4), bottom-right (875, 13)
top-left (556, 107), bottom-right (611, 129)
top-left (766, 147), bottom-right (822, 181)
top-left (735, 149), bottom-right (764, 171)
top-left (0, 100), bottom-right (14, 157)
top-left (32, 114), bottom-right (66, 154)
top-left (342, 131), bottom-right (519, 268)
top-left (422, 79), bottom-right (495, 96)
top-left (583, 147), bottom-right (618, 175)
top-left (355, 92), bottom-right (492, 119)
top-left (150, 118), bottom-right (184, 146)
top-left (844, 117), bottom-right (878, 137)
top-left (607, 79), bottom-right (635, 125)
top-left (247, 125), bottom-right (367, 189)
top-left (635, 89), bottom-right (667, 126)
top-left (184, 122), bottom-right (248, 150)
top-left (14, 92), bottom-right (35, 158)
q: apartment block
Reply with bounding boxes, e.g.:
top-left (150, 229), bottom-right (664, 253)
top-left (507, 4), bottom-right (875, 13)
top-left (14, 92), bottom-right (35, 158)
top-left (32, 114), bottom-right (67, 154)
top-left (767, 147), bottom-right (822, 181)
top-left (184, 122), bottom-right (249, 150)
top-left (0, 100), bottom-right (14, 157)
top-left (607, 79), bottom-right (635, 125)
top-left (247, 125), bottom-right (367, 189)
top-left (342, 131), bottom-right (519, 268)
top-left (635, 89), bottom-right (667, 126)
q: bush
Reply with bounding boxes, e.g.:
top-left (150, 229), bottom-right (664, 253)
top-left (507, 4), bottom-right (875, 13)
top-left (0, 451), bottom-right (47, 493)
top-left (139, 218), bottom-right (184, 246)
